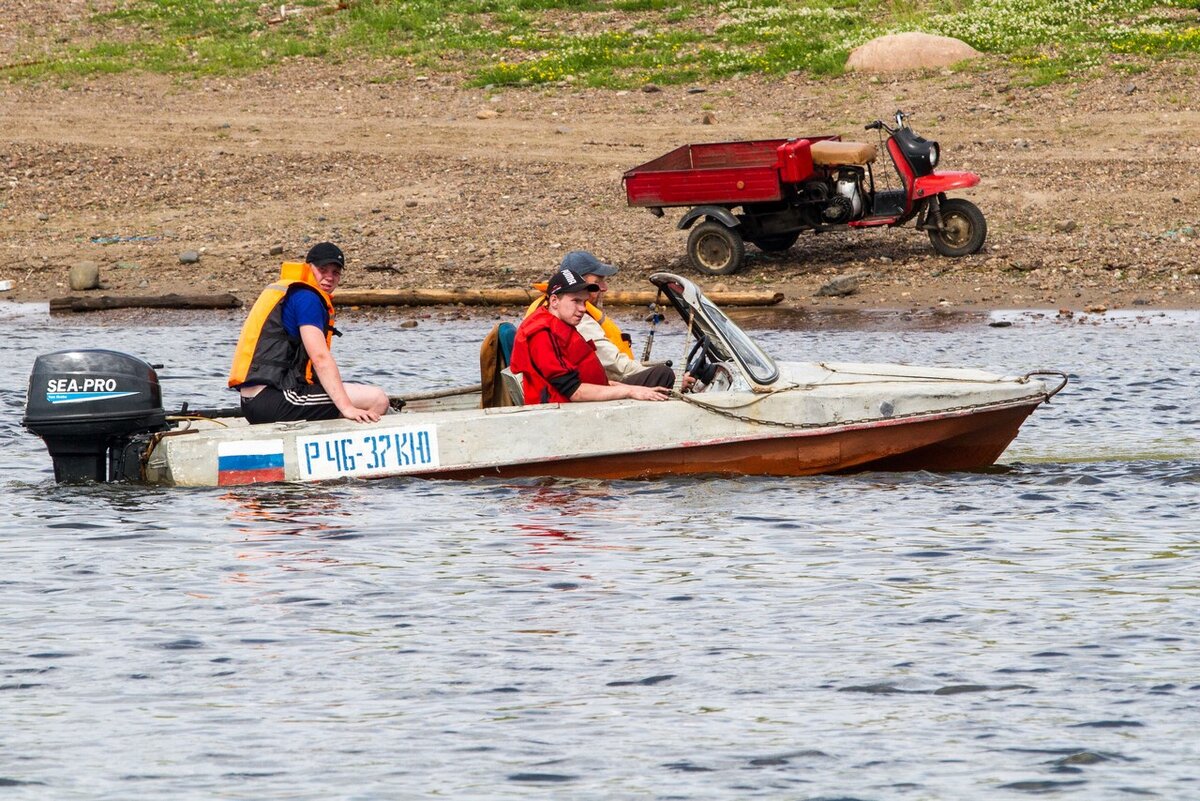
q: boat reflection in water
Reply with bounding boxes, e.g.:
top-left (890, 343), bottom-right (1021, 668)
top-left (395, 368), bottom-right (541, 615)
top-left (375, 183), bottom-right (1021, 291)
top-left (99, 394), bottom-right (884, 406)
top-left (23, 273), bottom-right (1067, 487)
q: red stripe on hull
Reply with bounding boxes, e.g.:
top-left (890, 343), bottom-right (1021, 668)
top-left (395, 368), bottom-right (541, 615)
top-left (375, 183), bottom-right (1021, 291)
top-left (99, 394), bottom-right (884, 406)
top-left (218, 467), bottom-right (287, 486)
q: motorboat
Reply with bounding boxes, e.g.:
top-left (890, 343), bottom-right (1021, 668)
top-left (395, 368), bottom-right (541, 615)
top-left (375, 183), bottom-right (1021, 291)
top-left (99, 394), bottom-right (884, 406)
top-left (23, 273), bottom-right (1066, 486)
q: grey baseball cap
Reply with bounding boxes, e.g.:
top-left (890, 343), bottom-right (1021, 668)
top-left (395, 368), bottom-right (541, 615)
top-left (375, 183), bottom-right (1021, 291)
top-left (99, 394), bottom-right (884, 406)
top-left (559, 250), bottom-right (618, 277)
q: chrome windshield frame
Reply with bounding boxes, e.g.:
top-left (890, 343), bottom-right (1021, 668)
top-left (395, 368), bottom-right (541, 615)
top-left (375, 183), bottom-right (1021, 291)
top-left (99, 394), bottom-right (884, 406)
top-left (649, 272), bottom-right (780, 389)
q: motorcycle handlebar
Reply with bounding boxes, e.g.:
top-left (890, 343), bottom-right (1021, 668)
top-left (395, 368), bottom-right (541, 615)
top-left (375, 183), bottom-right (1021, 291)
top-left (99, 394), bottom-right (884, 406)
top-left (864, 120), bottom-right (883, 130)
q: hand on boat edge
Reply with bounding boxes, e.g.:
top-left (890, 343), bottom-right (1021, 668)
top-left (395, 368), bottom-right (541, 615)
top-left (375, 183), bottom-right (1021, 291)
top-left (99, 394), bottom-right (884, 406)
top-left (341, 405), bottom-right (383, 423)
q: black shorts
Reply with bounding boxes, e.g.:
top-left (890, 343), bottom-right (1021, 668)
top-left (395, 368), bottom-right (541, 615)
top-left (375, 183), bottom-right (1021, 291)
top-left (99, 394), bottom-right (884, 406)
top-left (241, 385), bottom-right (341, 424)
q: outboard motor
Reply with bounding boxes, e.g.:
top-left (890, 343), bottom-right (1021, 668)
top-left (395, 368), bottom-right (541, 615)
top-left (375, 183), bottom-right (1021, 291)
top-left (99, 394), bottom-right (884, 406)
top-left (23, 350), bottom-right (168, 483)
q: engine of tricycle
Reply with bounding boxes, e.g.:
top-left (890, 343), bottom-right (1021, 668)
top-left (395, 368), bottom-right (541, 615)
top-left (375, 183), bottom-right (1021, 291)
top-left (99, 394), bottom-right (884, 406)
top-left (801, 167), bottom-right (867, 225)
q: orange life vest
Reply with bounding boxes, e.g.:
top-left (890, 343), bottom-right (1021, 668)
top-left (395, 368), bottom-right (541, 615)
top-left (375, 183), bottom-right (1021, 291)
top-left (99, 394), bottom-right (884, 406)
top-left (525, 288), bottom-right (635, 360)
top-left (228, 262), bottom-right (336, 390)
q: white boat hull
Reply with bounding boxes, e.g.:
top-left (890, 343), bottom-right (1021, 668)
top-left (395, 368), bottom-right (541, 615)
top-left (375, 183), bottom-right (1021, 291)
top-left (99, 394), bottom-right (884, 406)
top-left (144, 362), bottom-right (1058, 487)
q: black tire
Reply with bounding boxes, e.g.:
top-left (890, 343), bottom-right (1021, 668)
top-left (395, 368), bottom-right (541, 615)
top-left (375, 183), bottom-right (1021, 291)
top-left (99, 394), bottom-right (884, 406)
top-left (928, 198), bottom-right (986, 257)
top-left (687, 221), bottom-right (745, 276)
top-left (751, 232), bottom-right (800, 253)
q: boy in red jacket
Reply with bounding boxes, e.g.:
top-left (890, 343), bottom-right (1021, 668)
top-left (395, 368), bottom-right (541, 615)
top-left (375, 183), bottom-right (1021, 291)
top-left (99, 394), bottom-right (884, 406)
top-left (509, 268), bottom-right (671, 405)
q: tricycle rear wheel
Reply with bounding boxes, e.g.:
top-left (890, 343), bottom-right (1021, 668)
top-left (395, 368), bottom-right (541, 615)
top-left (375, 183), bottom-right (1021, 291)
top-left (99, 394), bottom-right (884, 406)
top-left (928, 198), bottom-right (986, 257)
top-left (751, 232), bottom-right (799, 253)
top-left (687, 221), bottom-right (745, 276)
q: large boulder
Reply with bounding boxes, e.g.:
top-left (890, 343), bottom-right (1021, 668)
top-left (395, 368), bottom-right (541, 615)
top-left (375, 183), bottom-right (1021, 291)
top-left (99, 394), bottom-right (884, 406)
top-left (69, 261), bottom-right (100, 291)
top-left (847, 32), bottom-right (980, 73)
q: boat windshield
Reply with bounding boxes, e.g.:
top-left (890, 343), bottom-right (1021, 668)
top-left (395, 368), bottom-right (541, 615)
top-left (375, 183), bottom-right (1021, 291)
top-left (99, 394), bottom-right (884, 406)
top-left (696, 294), bottom-right (779, 385)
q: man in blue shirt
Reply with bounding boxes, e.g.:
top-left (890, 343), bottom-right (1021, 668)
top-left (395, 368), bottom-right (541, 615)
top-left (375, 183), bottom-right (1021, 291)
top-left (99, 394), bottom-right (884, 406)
top-left (229, 242), bottom-right (389, 424)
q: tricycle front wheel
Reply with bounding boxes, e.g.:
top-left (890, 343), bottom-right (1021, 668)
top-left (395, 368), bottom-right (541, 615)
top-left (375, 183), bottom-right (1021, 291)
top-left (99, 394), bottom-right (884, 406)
top-left (687, 221), bottom-right (745, 276)
top-left (928, 198), bottom-right (987, 257)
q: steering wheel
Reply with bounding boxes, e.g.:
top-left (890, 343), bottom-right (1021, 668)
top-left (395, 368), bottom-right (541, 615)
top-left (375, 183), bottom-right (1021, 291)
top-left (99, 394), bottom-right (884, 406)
top-left (704, 364), bottom-right (733, 393)
top-left (685, 335), bottom-right (718, 387)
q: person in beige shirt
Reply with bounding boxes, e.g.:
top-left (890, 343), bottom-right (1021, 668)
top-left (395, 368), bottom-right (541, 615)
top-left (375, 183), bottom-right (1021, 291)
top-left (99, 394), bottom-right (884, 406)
top-left (556, 250), bottom-right (676, 390)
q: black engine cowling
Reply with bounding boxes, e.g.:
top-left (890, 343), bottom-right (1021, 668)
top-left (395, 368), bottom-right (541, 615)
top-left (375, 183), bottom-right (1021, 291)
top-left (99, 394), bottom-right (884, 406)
top-left (23, 350), bottom-right (168, 483)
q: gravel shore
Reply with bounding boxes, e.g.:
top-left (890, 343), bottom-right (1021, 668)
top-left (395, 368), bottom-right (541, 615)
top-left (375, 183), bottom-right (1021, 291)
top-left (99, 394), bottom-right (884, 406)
top-left (2, 59), bottom-right (1198, 311)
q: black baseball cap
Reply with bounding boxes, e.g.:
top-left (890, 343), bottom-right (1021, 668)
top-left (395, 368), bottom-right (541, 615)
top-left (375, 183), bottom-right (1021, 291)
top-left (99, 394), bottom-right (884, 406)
top-left (559, 250), bottom-right (618, 277)
top-left (546, 268), bottom-right (599, 297)
top-left (306, 242), bottom-right (345, 270)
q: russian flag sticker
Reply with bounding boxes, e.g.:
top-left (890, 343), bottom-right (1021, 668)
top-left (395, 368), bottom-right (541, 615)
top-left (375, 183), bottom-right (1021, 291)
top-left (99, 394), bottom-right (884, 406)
top-left (217, 439), bottom-right (286, 485)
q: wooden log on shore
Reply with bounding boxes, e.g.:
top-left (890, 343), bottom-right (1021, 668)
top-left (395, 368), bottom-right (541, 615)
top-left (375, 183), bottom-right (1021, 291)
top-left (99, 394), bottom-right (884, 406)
top-left (50, 293), bottom-right (243, 314)
top-left (334, 288), bottom-right (784, 308)
top-left (47, 287), bottom-right (784, 313)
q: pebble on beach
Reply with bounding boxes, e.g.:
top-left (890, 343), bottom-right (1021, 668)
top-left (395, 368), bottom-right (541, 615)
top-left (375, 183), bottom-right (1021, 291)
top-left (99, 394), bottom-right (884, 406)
top-left (816, 275), bottom-right (860, 298)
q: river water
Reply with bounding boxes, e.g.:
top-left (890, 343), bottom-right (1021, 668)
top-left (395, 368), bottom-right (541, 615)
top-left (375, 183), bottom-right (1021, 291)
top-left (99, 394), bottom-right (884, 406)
top-left (2, 302), bottom-right (1197, 800)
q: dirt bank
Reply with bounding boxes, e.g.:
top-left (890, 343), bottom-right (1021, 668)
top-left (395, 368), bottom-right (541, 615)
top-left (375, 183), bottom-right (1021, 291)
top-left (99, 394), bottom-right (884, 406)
top-left (2, 59), bottom-right (1198, 312)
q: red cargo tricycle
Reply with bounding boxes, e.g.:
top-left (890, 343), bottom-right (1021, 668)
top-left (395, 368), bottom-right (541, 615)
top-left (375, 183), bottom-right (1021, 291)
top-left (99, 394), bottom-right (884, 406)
top-left (622, 110), bottom-right (986, 276)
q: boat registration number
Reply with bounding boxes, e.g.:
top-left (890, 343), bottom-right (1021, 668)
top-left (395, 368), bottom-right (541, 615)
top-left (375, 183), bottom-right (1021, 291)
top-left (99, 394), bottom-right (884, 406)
top-left (296, 424), bottom-right (440, 481)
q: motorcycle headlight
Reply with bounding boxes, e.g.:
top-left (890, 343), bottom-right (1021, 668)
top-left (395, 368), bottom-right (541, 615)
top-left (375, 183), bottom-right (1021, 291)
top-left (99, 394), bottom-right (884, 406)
top-left (929, 143), bottom-right (940, 168)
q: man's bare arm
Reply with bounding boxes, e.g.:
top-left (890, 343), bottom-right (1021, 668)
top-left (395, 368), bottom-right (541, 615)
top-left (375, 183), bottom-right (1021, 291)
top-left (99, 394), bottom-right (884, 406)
top-left (570, 382), bottom-right (669, 402)
top-left (299, 325), bottom-right (381, 422)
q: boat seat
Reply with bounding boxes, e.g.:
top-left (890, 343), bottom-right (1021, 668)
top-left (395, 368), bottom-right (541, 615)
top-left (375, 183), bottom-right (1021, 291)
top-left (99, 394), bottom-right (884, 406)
top-left (497, 322), bottom-right (517, 364)
top-left (501, 367), bottom-right (523, 406)
top-left (480, 322), bottom-right (522, 408)
top-left (810, 140), bottom-right (877, 166)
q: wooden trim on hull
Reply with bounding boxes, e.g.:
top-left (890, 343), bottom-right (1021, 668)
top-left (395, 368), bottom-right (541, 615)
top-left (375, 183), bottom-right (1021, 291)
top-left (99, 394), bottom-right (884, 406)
top-left (422, 401), bottom-right (1041, 480)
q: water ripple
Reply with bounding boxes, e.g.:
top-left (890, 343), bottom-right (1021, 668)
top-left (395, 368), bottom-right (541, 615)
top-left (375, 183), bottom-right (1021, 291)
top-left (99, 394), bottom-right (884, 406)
top-left (1, 313), bottom-right (1197, 799)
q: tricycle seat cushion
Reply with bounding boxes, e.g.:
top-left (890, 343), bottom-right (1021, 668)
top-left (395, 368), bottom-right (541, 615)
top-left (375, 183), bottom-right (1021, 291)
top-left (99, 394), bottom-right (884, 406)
top-left (811, 141), bottom-right (877, 166)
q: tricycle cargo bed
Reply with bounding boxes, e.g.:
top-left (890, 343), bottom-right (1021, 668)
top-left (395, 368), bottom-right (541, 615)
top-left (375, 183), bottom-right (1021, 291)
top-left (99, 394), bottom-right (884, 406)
top-left (623, 136), bottom-right (839, 208)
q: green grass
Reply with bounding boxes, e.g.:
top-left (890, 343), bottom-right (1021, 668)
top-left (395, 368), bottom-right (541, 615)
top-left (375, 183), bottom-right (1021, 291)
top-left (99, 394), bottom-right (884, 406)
top-left (3, 0), bottom-right (1199, 86)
